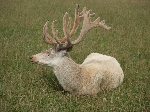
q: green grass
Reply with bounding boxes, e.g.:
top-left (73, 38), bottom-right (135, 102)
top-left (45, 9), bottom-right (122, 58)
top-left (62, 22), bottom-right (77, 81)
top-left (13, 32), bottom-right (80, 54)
top-left (0, 0), bottom-right (150, 111)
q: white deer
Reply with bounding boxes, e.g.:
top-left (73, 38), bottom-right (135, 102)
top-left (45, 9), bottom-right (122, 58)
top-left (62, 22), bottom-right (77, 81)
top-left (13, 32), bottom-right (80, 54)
top-left (31, 5), bottom-right (124, 95)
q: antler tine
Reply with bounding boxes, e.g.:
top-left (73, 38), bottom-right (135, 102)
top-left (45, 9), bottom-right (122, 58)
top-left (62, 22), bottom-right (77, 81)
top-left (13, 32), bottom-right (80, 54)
top-left (43, 21), bottom-right (56, 45)
top-left (69, 4), bottom-right (82, 36)
top-left (98, 20), bottom-right (111, 30)
top-left (72, 7), bottom-right (111, 45)
top-left (67, 17), bottom-right (72, 33)
top-left (63, 12), bottom-right (70, 38)
top-left (92, 18), bottom-right (111, 30)
top-left (51, 20), bottom-right (61, 44)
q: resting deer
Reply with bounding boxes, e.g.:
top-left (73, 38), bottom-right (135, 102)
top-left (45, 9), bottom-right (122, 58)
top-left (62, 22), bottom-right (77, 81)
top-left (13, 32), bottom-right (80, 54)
top-left (31, 5), bottom-right (124, 95)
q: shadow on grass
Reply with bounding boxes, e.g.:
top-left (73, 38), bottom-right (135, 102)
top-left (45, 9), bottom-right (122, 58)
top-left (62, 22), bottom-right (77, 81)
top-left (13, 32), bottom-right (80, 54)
top-left (41, 69), bottom-right (69, 95)
top-left (42, 73), bottom-right (63, 91)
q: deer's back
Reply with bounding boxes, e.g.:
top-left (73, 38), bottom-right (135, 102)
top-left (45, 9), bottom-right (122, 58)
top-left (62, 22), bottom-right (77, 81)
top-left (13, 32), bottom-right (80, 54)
top-left (80, 53), bottom-right (124, 93)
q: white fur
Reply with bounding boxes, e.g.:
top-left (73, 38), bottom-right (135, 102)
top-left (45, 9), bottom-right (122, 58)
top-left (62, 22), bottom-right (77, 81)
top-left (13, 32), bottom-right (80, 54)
top-left (83, 53), bottom-right (116, 64)
top-left (81, 53), bottom-right (124, 90)
top-left (32, 51), bottom-right (124, 95)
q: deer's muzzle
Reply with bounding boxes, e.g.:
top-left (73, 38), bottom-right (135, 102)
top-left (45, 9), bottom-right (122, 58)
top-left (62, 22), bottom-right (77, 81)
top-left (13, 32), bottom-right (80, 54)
top-left (30, 56), bottom-right (38, 63)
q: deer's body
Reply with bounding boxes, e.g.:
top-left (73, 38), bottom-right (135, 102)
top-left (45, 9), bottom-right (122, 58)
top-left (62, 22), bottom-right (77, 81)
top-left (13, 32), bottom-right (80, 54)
top-left (31, 5), bottom-right (124, 95)
top-left (47, 53), bottom-right (124, 95)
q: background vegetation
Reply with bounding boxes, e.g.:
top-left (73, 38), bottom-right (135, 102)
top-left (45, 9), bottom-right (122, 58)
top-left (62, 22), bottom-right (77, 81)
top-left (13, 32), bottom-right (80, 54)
top-left (0, 0), bottom-right (150, 111)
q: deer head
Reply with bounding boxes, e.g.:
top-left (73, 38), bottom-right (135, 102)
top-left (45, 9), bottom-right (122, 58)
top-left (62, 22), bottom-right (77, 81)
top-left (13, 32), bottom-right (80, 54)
top-left (31, 5), bottom-right (111, 66)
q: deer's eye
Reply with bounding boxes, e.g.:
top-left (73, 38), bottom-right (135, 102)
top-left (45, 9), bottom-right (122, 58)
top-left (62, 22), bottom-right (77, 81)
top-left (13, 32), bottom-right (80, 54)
top-left (51, 50), bottom-right (55, 54)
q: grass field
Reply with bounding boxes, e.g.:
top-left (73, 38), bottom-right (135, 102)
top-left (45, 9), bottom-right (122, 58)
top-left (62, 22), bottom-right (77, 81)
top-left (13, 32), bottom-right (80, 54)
top-left (0, 0), bottom-right (150, 111)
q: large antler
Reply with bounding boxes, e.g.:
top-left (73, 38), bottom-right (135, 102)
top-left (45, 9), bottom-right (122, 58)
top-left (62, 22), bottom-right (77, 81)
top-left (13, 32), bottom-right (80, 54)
top-left (43, 5), bottom-right (111, 51)
top-left (71, 7), bottom-right (111, 45)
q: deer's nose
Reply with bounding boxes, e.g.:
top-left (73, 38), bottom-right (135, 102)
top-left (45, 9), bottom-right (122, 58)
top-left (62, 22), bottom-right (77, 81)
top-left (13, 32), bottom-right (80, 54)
top-left (30, 56), bottom-right (37, 62)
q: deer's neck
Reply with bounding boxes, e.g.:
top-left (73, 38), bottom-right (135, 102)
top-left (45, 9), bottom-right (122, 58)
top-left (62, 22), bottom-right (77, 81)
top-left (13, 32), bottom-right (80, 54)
top-left (53, 57), bottom-right (80, 71)
top-left (52, 56), bottom-right (82, 92)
